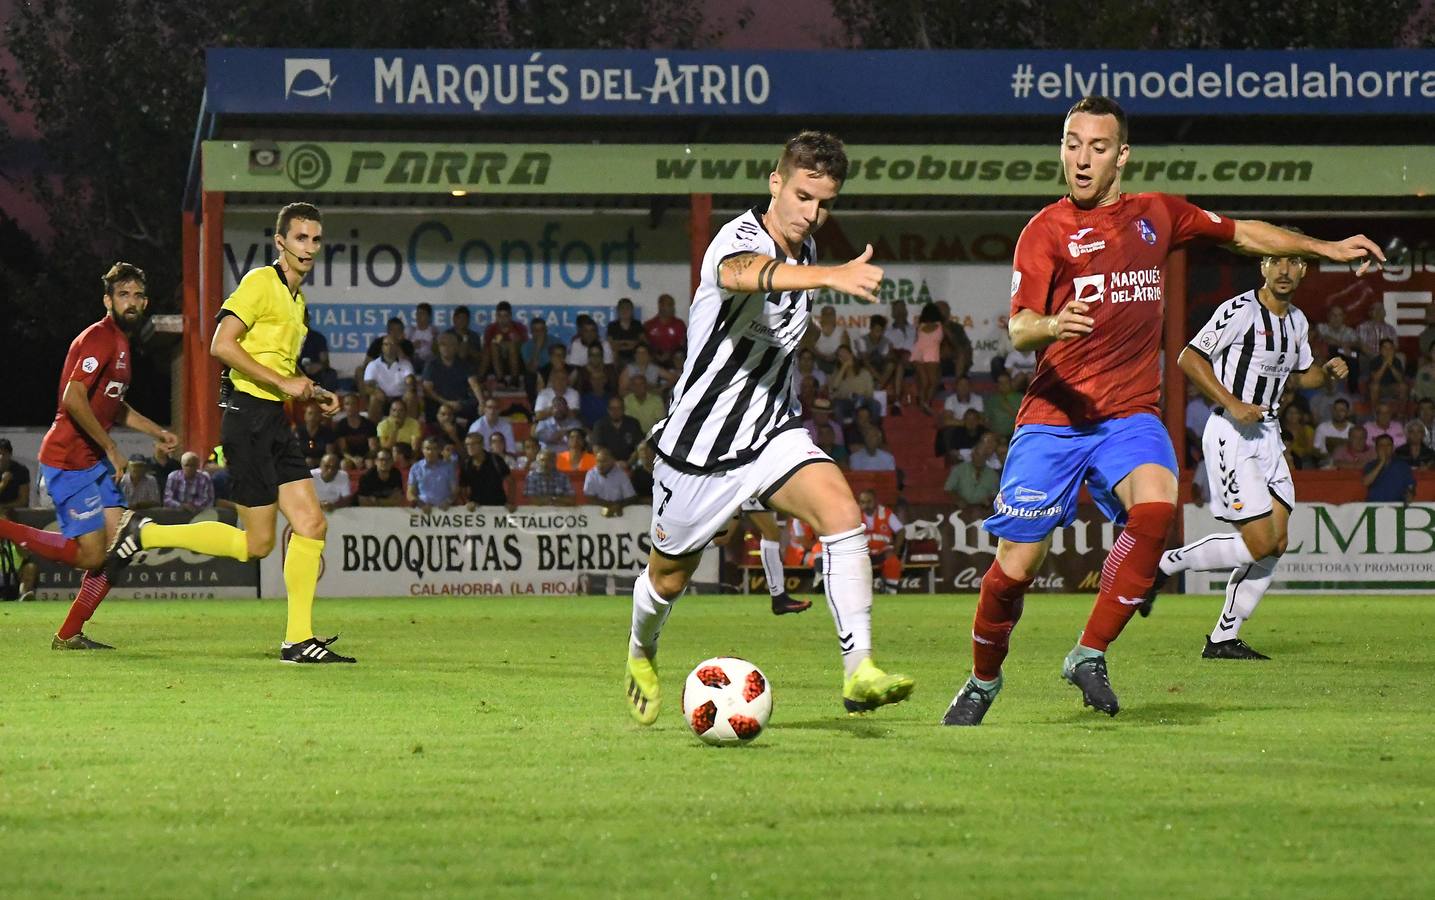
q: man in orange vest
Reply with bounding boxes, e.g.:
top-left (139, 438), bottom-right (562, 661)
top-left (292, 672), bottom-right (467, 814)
top-left (859, 489), bottom-right (904, 594)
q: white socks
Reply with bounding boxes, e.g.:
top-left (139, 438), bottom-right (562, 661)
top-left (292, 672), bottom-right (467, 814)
top-left (759, 538), bottom-right (784, 597)
top-left (1210, 556), bottom-right (1279, 642)
top-left (1161, 532), bottom-right (1254, 575)
top-left (820, 525), bottom-right (873, 677)
top-left (629, 568), bottom-right (675, 660)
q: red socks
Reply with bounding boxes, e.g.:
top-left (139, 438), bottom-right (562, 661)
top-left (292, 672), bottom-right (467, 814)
top-left (1080, 502), bottom-right (1176, 652)
top-left (972, 560), bottom-right (1031, 681)
top-left (57, 571), bottom-right (112, 640)
top-left (0, 518), bottom-right (80, 567)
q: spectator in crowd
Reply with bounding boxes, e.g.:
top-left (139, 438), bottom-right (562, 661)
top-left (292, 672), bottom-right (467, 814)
top-left (630, 441), bottom-right (656, 502)
top-left (392, 442), bottom-right (416, 481)
top-left (310, 453), bottom-right (352, 512)
top-left (0, 439), bottom-right (31, 512)
top-left (811, 419), bottom-right (846, 465)
top-left (205, 448), bottom-right (232, 508)
top-left (535, 397), bottom-right (584, 452)
top-left (377, 398), bottom-right (422, 451)
top-left (852, 315), bottom-right (895, 392)
top-left (164, 451), bottom-right (214, 512)
top-left (407, 301), bottom-right (440, 367)
top-left (534, 364), bottom-right (579, 422)
top-left (299, 308), bottom-right (339, 392)
top-left (294, 401), bottom-right (336, 468)
top-left (426, 404), bottom-right (465, 455)
top-left (583, 445), bottom-right (637, 515)
top-left (657, 348), bottom-right (686, 398)
top-left (363, 334), bottom-right (417, 421)
top-left (607, 298), bottom-right (644, 368)
top-left (407, 436), bottom-right (458, 512)
top-left (1313, 397), bottom-right (1355, 460)
top-left (623, 373), bottom-right (665, 435)
top-left (537, 344), bottom-right (576, 389)
top-left (619, 343), bottom-right (663, 396)
top-left (591, 396), bottom-right (644, 462)
top-left (643, 293), bottom-right (687, 367)
top-left (1356, 302), bottom-right (1397, 378)
top-left (355, 316), bottom-right (416, 388)
top-left (332, 392), bottom-right (379, 466)
top-left (149, 440), bottom-right (182, 494)
top-left (1280, 405), bottom-right (1318, 470)
top-left (423, 332), bottom-right (480, 422)
top-left (829, 344), bottom-right (878, 420)
top-left (843, 405), bottom-right (880, 450)
top-left (936, 407), bottom-right (991, 465)
top-left (524, 449), bottom-right (575, 505)
top-left (556, 429), bottom-right (596, 473)
top-left (797, 374), bottom-right (820, 415)
top-left (0, 510), bottom-right (38, 602)
top-left (578, 357), bottom-right (612, 426)
top-left (1004, 347), bottom-right (1038, 388)
top-left (120, 455), bottom-right (161, 510)
top-left (447, 305), bottom-right (483, 365)
top-left (1367, 338), bottom-right (1409, 408)
top-left (794, 347), bottom-right (828, 393)
top-left (945, 432), bottom-right (1000, 519)
top-left (1411, 397), bottom-right (1435, 438)
top-left (1366, 400), bottom-right (1406, 448)
top-left (942, 375), bottom-right (984, 425)
top-left (1315, 303), bottom-right (1361, 391)
top-left (513, 435), bottom-right (541, 472)
top-left (911, 302), bottom-right (944, 415)
top-left (806, 304), bottom-right (848, 373)
top-left (1364, 434), bottom-right (1416, 502)
top-left (489, 432), bottom-right (520, 471)
top-left (1396, 420), bottom-right (1435, 469)
top-left (460, 433), bottom-right (510, 508)
top-left (883, 300), bottom-right (915, 398)
top-left (1307, 376), bottom-right (1355, 427)
top-left (985, 371), bottom-right (1021, 439)
top-left (483, 300), bottom-right (528, 386)
top-left (357, 448), bottom-right (405, 507)
top-left (568, 314), bottom-right (614, 369)
top-left (1329, 424), bottom-right (1375, 470)
top-left (857, 488), bottom-right (905, 595)
top-left (848, 426), bottom-right (897, 472)
top-left (521, 317), bottom-right (558, 397)
top-left (468, 397), bottom-right (517, 449)
top-left (1412, 344), bottom-right (1435, 404)
top-left (935, 300), bottom-right (974, 380)
top-left (803, 397), bottom-right (846, 458)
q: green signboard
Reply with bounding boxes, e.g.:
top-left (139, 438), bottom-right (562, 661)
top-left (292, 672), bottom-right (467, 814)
top-left (205, 141), bottom-right (1434, 197)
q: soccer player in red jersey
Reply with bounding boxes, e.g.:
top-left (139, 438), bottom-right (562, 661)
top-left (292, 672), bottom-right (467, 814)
top-left (0, 263), bottom-right (178, 648)
top-left (942, 96), bottom-right (1383, 724)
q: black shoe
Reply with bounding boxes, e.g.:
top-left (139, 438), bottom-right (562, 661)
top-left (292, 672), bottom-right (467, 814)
top-left (106, 511), bottom-right (149, 573)
top-left (1202, 637), bottom-right (1270, 660)
top-left (1063, 655), bottom-right (1119, 716)
top-left (1138, 565), bottom-right (1171, 618)
top-left (770, 592), bottom-right (811, 615)
top-left (52, 632), bottom-right (116, 650)
top-left (941, 676), bottom-right (1000, 726)
top-left (281, 637), bottom-right (357, 663)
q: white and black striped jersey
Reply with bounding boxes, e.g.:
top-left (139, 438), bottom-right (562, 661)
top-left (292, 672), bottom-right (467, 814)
top-left (1188, 290), bottom-right (1314, 418)
top-left (650, 207), bottom-right (817, 473)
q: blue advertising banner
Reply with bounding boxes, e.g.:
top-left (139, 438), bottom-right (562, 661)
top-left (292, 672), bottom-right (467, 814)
top-left (207, 49), bottom-right (1435, 118)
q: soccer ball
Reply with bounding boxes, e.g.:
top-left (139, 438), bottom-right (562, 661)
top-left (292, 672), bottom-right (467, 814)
top-left (682, 657), bottom-right (773, 746)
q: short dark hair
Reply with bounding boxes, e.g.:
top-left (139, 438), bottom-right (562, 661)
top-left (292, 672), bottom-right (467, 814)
top-left (1334, 399), bottom-right (1351, 408)
top-left (416, 302), bottom-right (433, 314)
top-left (778, 131), bottom-right (849, 183)
top-left (1374, 433), bottom-right (1395, 446)
top-left (102, 262), bottom-right (146, 296)
top-left (387, 316), bottom-right (404, 328)
top-left (454, 305), bottom-right (471, 318)
top-left (496, 301), bottom-right (512, 314)
top-left (617, 297), bottom-right (633, 308)
top-left (531, 316), bottom-right (546, 327)
top-left (1065, 96), bottom-right (1128, 145)
top-left (275, 202), bottom-right (322, 238)
top-left (869, 314), bottom-right (887, 329)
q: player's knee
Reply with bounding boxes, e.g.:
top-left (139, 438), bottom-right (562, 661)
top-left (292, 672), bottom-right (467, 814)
top-left (815, 502), bottom-right (862, 539)
top-left (75, 546), bottom-right (105, 572)
top-left (1243, 528), bottom-right (1279, 560)
top-left (648, 566), bottom-right (690, 600)
top-left (290, 515), bottom-right (327, 542)
top-left (247, 534), bottom-right (276, 558)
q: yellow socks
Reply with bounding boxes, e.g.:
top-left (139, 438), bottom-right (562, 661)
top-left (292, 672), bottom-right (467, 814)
top-left (283, 534), bottom-right (324, 644)
top-left (140, 521), bottom-right (250, 561)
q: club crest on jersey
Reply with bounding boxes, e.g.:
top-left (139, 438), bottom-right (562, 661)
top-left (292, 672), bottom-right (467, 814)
top-left (1135, 217), bottom-right (1158, 245)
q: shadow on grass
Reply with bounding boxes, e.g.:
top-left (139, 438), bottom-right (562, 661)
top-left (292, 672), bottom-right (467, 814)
top-left (1049, 701), bottom-right (1222, 727)
top-left (778, 717), bottom-right (896, 738)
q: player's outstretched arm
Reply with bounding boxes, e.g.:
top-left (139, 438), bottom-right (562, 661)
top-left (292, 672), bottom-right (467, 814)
top-left (718, 244), bottom-right (883, 302)
top-left (1228, 220), bottom-right (1385, 276)
top-left (1177, 347), bottom-right (1264, 425)
top-left (1295, 357), bottom-right (1349, 390)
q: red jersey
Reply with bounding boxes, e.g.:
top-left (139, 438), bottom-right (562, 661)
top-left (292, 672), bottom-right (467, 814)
top-left (39, 316), bottom-right (132, 470)
top-left (484, 320), bottom-right (528, 348)
top-left (1010, 193), bottom-right (1236, 427)
top-left (643, 315), bottom-right (686, 357)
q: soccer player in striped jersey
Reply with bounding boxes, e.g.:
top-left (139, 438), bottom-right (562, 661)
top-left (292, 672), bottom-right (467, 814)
top-left (625, 132), bottom-right (914, 724)
top-left (942, 96), bottom-right (1381, 725)
top-left (1141, 248), bottom-right (1348, 658)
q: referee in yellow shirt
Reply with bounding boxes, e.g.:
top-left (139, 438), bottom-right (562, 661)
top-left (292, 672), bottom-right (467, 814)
top-left (109, 202), bottom-right (354, 663)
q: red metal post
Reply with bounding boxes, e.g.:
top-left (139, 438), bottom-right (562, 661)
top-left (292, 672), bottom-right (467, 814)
top-left (689, 193), bottom-right (713, 299)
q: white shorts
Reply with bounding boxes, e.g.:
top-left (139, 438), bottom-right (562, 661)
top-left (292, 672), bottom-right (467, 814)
top-left (650, 428), bottom-right (832, 557)
top-left (1203, 413), bottom-right (1293, 524)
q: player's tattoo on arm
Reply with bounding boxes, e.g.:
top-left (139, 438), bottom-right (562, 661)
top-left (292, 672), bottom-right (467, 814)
top-left (721, 253), bottom-right (760, 287)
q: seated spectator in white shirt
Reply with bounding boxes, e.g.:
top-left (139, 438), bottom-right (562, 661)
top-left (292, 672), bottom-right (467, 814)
top-left (534, 396), bottom-right (585, 452)
top-left (583, 446), bottom-right (637, 516)
top-left (942, 375), bottom-right (984, 424)
top-left (1004, 348), bottom-right (1038, 386)
top-left (310, 453), bottom-right (352, 511)
top-left (534, 366), bottom-right (580, 422)
top-left (407, 301), bottom-right (440, 367)
top-left (567, 315), bottom-right (615, 368)
top-left (848, 426), bottom-right (897, 472)
top-left (363, 334), bottom-right (416, 421)
top-left (468, 396), bottom-right (517, 447)
top-left (1312, 398), bottom-right (1355, 460)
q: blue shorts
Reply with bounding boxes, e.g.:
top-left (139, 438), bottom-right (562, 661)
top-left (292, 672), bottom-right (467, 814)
top-left (984, 413), bottom-right (1177, 543)
top-left (41, 460), bottom-right (125, 539)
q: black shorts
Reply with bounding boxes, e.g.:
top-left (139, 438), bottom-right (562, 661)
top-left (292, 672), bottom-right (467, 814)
top-left (221, 392), bottom-right (311, 507)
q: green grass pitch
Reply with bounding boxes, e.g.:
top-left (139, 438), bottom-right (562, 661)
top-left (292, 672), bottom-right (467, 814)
top-left (2, 593), bottom-right (1433, 898)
